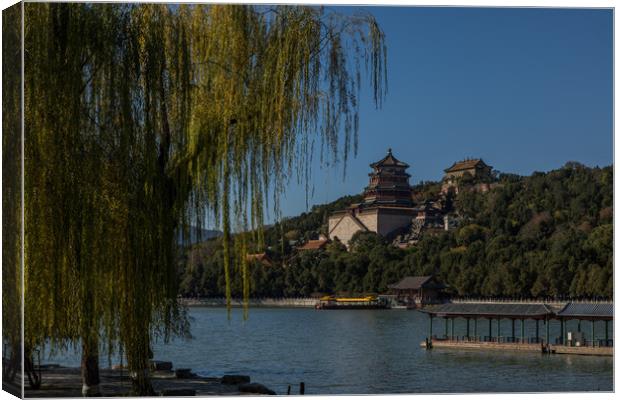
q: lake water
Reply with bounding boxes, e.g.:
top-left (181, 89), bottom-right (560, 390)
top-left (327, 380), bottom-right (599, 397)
top-left (44, 307), bottom-right (613, 394)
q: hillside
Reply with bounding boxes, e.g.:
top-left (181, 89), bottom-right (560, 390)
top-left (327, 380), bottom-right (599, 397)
top-left (179, 162), bottom-right (612, 299)
top-left (178, 226), bottom-right (223, 246)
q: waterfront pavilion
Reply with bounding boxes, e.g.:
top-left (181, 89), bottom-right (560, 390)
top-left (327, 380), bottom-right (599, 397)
top-left (555, 302), bottom-right (613, 347)
top-left (420, 301), bottom-right (613, 355)
top-left (420, 302), bottom-right (554, 345)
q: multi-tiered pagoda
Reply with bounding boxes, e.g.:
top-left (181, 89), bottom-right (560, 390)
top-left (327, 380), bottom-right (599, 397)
top-left (328, 149), bottom-right (416, 247)
top-left (363, 148), bottom-right (413, 207)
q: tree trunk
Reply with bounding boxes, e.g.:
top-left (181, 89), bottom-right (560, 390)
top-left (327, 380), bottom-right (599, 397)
top-left (24, 347), bottom-right (41, 390)
top-left (129, 340), bottom-right (155, 396)
top-left (80, 336), bottom-right (100, 396)
top-left (2, 341), bottom-right (21, 383)
top-left (130, 367), bottom-right (155, 396)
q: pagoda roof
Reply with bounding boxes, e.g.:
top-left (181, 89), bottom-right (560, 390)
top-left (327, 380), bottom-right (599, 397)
top-left (368, 171), bottom-right (411, 178)
top-left (365, 184), bottom-right (412, 190)
top-left (444, 158), bottom-right (490, 173)
top-left (370, 149), bottom-right (409, 168)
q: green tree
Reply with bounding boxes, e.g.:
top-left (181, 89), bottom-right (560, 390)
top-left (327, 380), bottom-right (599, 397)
top-left (23, 3), bottom-right (386, 394)
top-left (2, 4), bottom-right (23, 388)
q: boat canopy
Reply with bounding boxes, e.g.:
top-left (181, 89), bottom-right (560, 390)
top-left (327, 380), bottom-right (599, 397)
top-left (319, 296), bottom-right (377, 302)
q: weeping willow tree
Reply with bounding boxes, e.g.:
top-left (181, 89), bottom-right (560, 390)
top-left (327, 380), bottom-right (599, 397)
top-left (23, 3), bottom-right (386, 395)
top-left (2, 4), bottom-right (23, 392)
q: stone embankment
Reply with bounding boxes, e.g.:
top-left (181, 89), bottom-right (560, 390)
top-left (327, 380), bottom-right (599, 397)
top-left (17, 363), bottom-right (276, 397)
top-left (181, 297), bottom-right (317, 308)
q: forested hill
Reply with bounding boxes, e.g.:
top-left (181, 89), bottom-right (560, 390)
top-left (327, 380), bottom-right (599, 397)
top-left (179, 162), bottom-right (613, 299)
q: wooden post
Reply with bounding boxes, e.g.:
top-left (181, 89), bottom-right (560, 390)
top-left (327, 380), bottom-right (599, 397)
top-left (497, 318), bottom-right (501, 341)
top-left (444, 317), bottom-right (448, 338)
top-left (450, 317), bottom-right (455, 340)
top-left (521, 319), bottom-right (525, 343)
top-left (577, 319), bottom-right (581, 333)
top-left (466, 318), bottom-right (470, 339)
top-left (605, 320), bottom-right (609, 344)
top-left (488, 318), bottom-right (492, 341)
top-left (591, 320), bottom-right (595, 347)
top-left (535, 319), bottom-right (539, 342)
top-left (560, 319), bottom-right (564, 344)
top-left (545, 317), bottom-right (550, 346)
top-left (429, 315), bottom-right (433, 343)
top-left (511, 319), bottom-right (515, 342)
top-left (474, 318), bottom-right (478, 340)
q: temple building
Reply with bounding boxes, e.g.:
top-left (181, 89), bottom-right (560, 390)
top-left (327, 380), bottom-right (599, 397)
top-left (328, 149), bottom-right (416, 247)
top-left (441, 158), bottom-right (493, 194)
top-left (391, 199), bottom-right (451, 248)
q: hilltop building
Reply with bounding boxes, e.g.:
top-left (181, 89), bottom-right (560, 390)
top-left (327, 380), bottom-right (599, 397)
top-left (441, 158), bottom-right (493, 194)
top-left (328, 149), bottom-right (416, 247)
top-left (392, 201), bottom-right (448, 248)
top-left (328, 152), bottom-right (492, 248)
top-left (443, 158), bottom-right (492, 180)
top-left (414, 201), bottom-right (444, 226)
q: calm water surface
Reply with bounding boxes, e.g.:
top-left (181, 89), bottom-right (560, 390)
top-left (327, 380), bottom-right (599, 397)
top-left (45, 307), bottom-right (613, 394)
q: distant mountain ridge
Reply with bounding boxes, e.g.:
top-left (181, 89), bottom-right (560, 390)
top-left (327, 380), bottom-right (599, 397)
top-left (178, 226), bottom-right (222, 246)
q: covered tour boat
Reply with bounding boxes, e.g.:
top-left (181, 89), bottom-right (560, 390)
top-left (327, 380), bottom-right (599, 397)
top-left (315, 295), bottom-right (390, 310)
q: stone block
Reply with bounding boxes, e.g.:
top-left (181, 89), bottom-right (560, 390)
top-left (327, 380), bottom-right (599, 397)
top-left (174, 368), bottom-right (196, 379)
top-left (221, 375), bottom-right (250, 385)
top-left (160, 389), bottom-right (196, 396)
top-left (150, 360), bottom-right (173, 371)
top-left (238, 383), bottom-right (276, 395)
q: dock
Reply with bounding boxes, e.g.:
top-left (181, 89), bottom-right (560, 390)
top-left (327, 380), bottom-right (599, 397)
top-left (421, 338), bottom-right (613, 356)
top-left (421, 338), bottom-right (545, 353)
top-left (419, 301), bottom-right (613, 357)
top-left (550, 345), bottom-right (613, 356)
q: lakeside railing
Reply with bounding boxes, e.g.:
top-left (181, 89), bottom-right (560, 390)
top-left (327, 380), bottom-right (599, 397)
top-left (432, 335), bottom-right (614, 348)
top-left (433, 335), bottom-right (541, 344)
top-left (433, 335), bottom-right (614, 347)
top-left (450, 297), bottom-right (612, 305)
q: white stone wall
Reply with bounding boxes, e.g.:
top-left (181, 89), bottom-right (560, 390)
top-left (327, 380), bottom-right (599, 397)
top-left (356, 210), bottom-right (379, 233)
top-left (376, 212), bottom-right (413, 237)
top-left (329, 208), bottom-right (413, 246)
top-left (328, 214), bottom-right (367, 246)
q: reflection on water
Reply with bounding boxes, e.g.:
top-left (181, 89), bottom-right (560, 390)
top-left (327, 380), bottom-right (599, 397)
top-left (44, 308), bottom-right (613, 394)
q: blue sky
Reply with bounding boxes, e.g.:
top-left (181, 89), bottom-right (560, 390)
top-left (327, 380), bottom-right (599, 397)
top-left (273, 7), bottom-right (613, 223)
